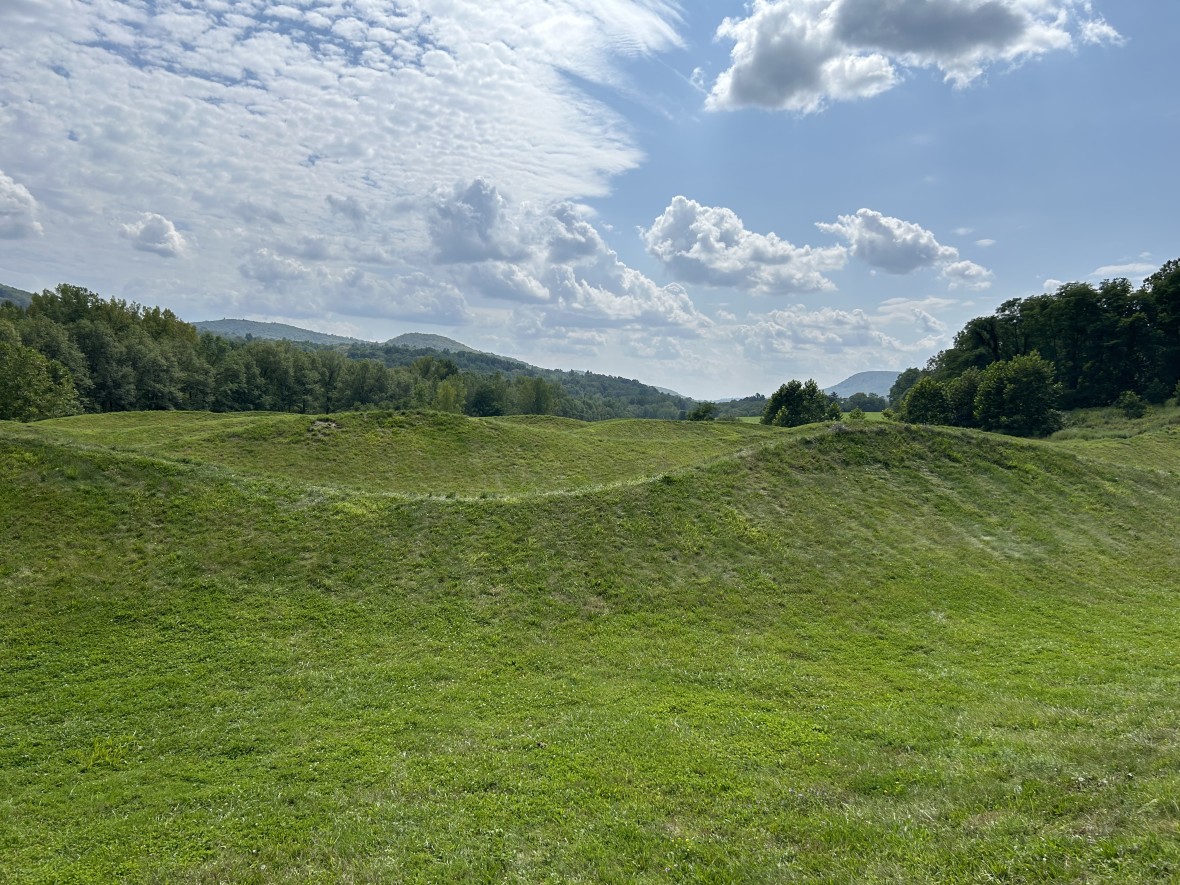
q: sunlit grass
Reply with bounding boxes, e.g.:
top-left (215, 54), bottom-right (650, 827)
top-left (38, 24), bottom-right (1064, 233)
top-left (2, 413), bottom-right (1179, 882)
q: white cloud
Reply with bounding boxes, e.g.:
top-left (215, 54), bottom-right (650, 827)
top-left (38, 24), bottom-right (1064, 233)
top-left (642, 195), bottom-right (847, 293)
top-left (1080, 17), bottom-right (1125, 46)
top-left (817, 208), bottom-right (951, 272)
top-left (429, 179), bottom-right (529, 265)
top-left (422, 180), bottom-right (712, 331)
top-left (334, 269), bottom-right (470, 324)
top-left (325, 194), bottom-right (367, 227)
top-left (942, 259), bottom-right (994, 290)
top-left (466, 262), bottom-right (552, 304)
top-left (1090, 262), bottom-right (1157, 279)
top-left (120, 212), bottom-right (187, 257)
top-left (0, 0), bottom-right (685, 325)
top-left (877, 296), bottom-right (957, 334)
top-left (239, 248), bottom-right (311, 286)
top-left (708, 0), bottom-right (1122, 113)
top-left (0, 169), bottom-right (44, 239)
top-left (541, 263), bottom-right (709, 331)
top-left (1043, 278), bottom-right (1064, 291)
top-left (975, 238), bottom-right (996, 247)
top-left (816, 208), bottom-right (992, 289)
top-left (736, 304), bottom-right (907, 356)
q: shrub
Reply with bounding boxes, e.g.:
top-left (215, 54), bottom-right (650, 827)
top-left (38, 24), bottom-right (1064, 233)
top-left (1116, 390), bottom-right (1148, 419)
top-left (900, 376), bottom-right (951, 425)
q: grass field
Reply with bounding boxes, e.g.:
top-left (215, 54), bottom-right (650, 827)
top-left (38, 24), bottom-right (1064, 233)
top-left (2, 409), bottom-right (1179, 882)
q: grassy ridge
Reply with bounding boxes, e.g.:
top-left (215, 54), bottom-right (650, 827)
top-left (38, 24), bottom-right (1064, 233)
top-left (2, 414), bottom-right (1179, 882)
top-left (19, 411), bottom-right (776, 496)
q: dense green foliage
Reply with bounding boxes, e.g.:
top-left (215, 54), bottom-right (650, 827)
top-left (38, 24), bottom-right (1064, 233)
top-left (0, 321), bottom-right (79, 421)
top-left (711, 392), bottom-right (767, 419)
top-left (840, 390), bottom-right (889, 412)
top-left (343, 340), bottom-right (688, 420)
top-left (893, 258), bottom-right (1180, 435)
top-left (900, 353), bottom-right (1063, 437)
top-left (0, 284), bottom-right (689, 421)
top-left (761, 379), bottom-right (842, 427)
top-left (3, 411), bottom-right (1180, 881)
top-left (686, 401), bottom-right (719, 421)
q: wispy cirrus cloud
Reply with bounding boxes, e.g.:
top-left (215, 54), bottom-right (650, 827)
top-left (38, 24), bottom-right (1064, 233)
top-left (0, 0), bottom-right (684, 322)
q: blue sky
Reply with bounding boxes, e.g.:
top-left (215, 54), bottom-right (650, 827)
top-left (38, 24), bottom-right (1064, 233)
top-left (1, 0), bottom-right (1176, 398)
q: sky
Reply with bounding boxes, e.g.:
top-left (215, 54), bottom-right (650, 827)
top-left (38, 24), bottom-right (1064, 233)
top-left (1, 0), bottom-right (1177, 398)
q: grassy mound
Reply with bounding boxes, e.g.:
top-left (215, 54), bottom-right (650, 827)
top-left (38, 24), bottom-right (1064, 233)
top-left (2, 415), bottom-right (1179, 882)
top-left (20, 410), bottom-right (776, 496)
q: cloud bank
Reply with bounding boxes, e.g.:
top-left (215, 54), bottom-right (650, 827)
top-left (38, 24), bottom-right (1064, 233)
top-left (709, 0), bottom-right (1122, 112)
top-left (0, 169), bottom-right (43, 239)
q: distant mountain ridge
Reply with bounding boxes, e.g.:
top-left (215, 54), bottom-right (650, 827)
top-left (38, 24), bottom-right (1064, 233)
top-left (193, 319), bottom-right (482, 355)
top-left (0, 283), bottom-right (36, 309)
top-left (823, 371), bottom-right (900, 399)
top-left (193, 319), bottom-right (366, 346)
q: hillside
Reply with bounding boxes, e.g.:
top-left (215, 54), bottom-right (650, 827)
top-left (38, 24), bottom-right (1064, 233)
top-left (193, 318), bottom-right (366, 345)
top-left (3, 412), bottom-right (1180, 881)
top-left (386, 332), bottom-right (482, 354)
top-left (823, 370), bottom-right (900, 398)
top-left (0, 282), bottom-right (35, 308)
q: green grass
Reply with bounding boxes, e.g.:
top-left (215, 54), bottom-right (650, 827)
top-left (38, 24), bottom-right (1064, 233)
top-left (18, 410), bottom-right (776, 496)
top-left (2, 412), bottom-right (1179, 882)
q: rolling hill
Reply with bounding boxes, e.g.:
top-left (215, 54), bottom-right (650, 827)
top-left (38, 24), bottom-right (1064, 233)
top-left (192, 318), bottom-right (366, 346)
top-left (2, 409), bottom-right (1180, 881)
top-left (0, 282), bottom-right (35, 309)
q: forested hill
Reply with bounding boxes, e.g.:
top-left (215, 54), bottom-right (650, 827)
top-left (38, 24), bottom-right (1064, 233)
top-left (193, 319), bottom-right (363, 346)
top-left (386, 332), bottom-right (480, 353)
top-left (1, 284), bottom-right (689, 422)
top-left (193, 317), bottom-right (681, 416)
top-left (0, 283), bottom-right (34, 309)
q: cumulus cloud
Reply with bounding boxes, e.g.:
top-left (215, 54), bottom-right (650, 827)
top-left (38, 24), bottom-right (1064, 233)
top-left (424, 180), bottom-right (712, 331)
top-left (547, 203), bottom-right (607, 265)
top-left (642, 196), bottom-right (847, 293)
top-left (817, 208), bottom-right (991, 287)
top-left (466, 262), bottom-right (552, 303)
top-left (239, 247), bottom-right (310, 286)
top-left (429, 179), bottom-right (529, 264)
top-left (0, 169), bottom-right (43, 239)
top-left (121, 212), bottom-right (187, 257)
top-left (942, 259), bottom-right (994, 290)
top-left (708, 0), bottom-right (1122, 112)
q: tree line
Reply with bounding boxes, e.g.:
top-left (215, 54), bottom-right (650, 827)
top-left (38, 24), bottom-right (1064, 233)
top-left (0, 284), bottom-right (688, 422)
top-left (885, 259), bottom-right (1180, 435)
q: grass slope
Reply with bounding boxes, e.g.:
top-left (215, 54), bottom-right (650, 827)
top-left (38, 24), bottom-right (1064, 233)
top-left (2, 413), bottom-right (1179, 883)
top-left (18, 411), bottom-right (776, 496)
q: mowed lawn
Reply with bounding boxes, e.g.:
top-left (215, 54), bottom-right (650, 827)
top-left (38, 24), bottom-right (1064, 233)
top-left (1, 412), bottom-right (1179, 883)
